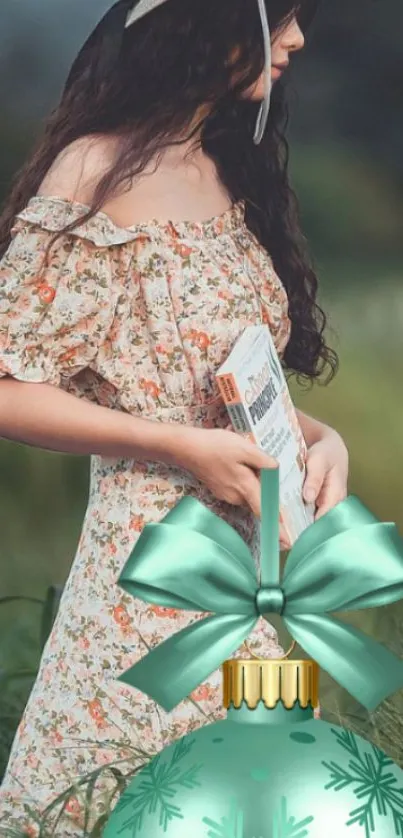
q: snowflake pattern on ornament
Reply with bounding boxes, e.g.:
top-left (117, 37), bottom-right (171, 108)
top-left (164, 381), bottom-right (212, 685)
top-left (202, 796), bottom-right (314, 838)
top-left (112, 737), bottom-right (202, 835)
top-left (323, 728), bottom-right (403, 838)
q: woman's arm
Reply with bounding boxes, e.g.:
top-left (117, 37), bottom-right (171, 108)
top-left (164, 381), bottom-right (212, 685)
top-left (0, 376), bottom-right (184, 464)
top-left (0, 376), bottom-right (282, 522)
top-left (295, 408), bottom-right (338, 447)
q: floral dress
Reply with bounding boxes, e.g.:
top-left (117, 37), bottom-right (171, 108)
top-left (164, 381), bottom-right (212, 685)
top-left (0, 195), bottom-right (292, 836)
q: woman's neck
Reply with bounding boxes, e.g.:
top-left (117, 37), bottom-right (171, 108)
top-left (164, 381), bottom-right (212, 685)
top-left (102, 105), bottom-right (233, 225)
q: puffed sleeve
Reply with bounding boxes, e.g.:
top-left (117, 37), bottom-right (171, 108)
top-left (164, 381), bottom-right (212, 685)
top-left (0, 196), bottom-right (135, 387)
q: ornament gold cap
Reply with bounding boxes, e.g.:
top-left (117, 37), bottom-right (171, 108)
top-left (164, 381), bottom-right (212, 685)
top-left (222, 659), bottom-right (319, 710)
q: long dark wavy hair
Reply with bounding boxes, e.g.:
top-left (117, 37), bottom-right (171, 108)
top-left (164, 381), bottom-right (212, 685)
top-left (0, 0), bottom-right (338, 386)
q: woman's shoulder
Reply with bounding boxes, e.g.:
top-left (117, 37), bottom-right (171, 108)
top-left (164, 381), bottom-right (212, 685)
top-left (37, 134), bottom-right (120, 208)
top-left (16, 135), bottom-right (149, 248)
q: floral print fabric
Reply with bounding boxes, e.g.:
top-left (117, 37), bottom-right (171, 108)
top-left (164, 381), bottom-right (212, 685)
top-left (0, 196), bottom-right (292, 836)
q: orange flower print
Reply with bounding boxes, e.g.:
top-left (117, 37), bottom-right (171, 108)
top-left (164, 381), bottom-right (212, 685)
top-left (173, 243), bottom-right (193, 258)
top-left (196, 332), bottom-right (211, 350)
top-left (59, 348), bottom-right (77, 364)
top-left (262, 308), bottom-right (273, 327)
top-left (24, 826), bottom-right (37, 838)
top-left (113, 605), bottom-right (130, 626)
top-left (129, 514), bottom-right (145, 532)
top-left (65, 796), bottom-right (81, 818)
top-left (88, 698), bottom-right (107, 729)
top-left (218, 288), bottom-right (233, 300)
top-left (139, 378), bottom-right (161, 399)
top-left (113, 604), bottom-right (132, 631)
top-left (188, 331), bottom-right (211, 351)
top-left (37, 283), bottom-right (56, 305)
top-left (190, 684), bottom-right (214, 702)
top-left (133, 234), bottom-right (151, 257)
top-left (148, 604), bottom-right (178, 619)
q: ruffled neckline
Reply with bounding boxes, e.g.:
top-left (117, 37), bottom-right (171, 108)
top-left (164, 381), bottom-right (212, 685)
top-left (15, 195), bottom-right (247, 247)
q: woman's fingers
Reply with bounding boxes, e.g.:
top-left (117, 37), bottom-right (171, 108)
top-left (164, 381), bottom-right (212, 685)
top-left (242, 440), bottom-right (279, 472)
top-left (219, 430), bottom-right (290, 546)
top-left (279, 523), bottom-right (291, 551)
top-left (242, 469), bottom-right (262, 518)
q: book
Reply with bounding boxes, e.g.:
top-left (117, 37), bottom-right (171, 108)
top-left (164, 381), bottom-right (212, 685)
top-left (215, 324), bottom-right (315, 545)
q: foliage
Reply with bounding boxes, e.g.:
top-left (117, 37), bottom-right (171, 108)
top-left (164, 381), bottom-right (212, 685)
top-left (0, 587), bottom-right (63, 781)
top-left (0, 753), bottom-right (151, 837)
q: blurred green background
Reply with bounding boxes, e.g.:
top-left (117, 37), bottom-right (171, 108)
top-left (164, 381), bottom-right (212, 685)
top-left (1, 0), bottom-right (403, 781)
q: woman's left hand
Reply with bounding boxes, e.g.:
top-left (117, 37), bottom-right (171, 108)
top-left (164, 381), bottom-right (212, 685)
top-left (302, 429), bottom-right (349, 521)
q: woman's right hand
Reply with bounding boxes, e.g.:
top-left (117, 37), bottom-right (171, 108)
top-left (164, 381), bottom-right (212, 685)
top-left (177, 426), bottom-right (291, 549)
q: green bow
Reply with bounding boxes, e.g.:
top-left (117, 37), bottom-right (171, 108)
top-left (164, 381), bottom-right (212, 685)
top-left (118, 468), bottom-right (403, 712)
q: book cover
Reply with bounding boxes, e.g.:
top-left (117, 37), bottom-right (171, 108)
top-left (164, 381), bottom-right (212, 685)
top-left (216, 325), bottom-right (315, 544)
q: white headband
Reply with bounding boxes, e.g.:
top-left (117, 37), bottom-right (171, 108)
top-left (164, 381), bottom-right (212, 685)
top-left (125, 0), bottom-right (272, 144)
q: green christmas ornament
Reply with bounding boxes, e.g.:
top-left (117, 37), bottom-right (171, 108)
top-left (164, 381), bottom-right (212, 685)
top-left (104, 658), bottom-right (403, 838)
top-left (104, 468), bottom-right (403, 838)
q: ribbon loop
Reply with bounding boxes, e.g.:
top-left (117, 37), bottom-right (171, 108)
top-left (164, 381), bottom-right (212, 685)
top-left (256, 585), bottom-right (285, 616)
top-left (118, 468), bottom-right (403, 713)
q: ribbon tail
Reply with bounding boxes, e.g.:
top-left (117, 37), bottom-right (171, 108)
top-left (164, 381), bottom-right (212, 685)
top-left (285, 613), bottom-right (403, 711)
top-left (119, 614), bottom-right (257, 712)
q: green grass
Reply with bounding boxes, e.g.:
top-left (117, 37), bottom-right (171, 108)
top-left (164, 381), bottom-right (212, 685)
top-left (0, 448), bottom-right (88, 597)
top-left (292, 347), bottom-right (403, 529)
top-left (0, 588), bottom-right (63, 780)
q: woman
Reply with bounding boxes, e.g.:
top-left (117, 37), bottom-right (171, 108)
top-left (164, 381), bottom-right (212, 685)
top-left (0, 0), bottom-right (348, 833)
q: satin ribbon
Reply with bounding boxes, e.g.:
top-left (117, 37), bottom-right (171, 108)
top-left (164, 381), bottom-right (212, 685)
top-left (118, 467), bottom-right (403, 712)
